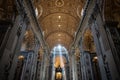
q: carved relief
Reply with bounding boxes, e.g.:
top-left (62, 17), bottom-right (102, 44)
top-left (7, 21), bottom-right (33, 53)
top-left (83, 29), bottom-right (95, 53)
top-left (24, 29), bottom-right (35, 50)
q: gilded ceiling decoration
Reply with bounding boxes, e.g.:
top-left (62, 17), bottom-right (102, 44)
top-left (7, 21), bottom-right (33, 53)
top-left (34, 0), bottom-right (85, 50)
top-left (55, 0), bottom-right (64, 7)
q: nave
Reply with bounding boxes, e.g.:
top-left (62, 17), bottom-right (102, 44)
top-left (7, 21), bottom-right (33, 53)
top-left (0, 0), bottom-right (120, 80)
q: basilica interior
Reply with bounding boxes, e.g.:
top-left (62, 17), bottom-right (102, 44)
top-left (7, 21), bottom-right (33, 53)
top-left (0, 0), bottom-right (120, 80)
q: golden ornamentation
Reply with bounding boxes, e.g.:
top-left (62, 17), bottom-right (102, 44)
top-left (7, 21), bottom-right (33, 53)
top-left (55, 0), bottom-right (64, 7)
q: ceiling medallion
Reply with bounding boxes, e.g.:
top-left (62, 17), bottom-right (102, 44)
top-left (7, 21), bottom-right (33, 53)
top-left (55, 0), bottom-right (64, 7)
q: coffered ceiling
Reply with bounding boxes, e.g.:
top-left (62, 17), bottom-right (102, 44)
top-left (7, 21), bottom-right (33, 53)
top-left (34, 0), bottom-right (85, 50)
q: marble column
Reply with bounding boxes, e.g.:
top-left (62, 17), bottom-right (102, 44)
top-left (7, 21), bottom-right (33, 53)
top-left (8, 15), bottom-right (28, 80)
top-left (0, 21), bottom-right (11, 57)
top-left (40, 48), bottom-right (48, 80)
top-left (91, 22), bottom-right (108, 80)
top-left (80, 51), bottom-right (94, 80)
top-left (0, 15), bottom-right (26, 80)
top-left (51, 66), bottom-right (55, 80)
top-left (64, 64), bottom-right (70, 80)
top-left (70, 48), bottom-right (78, 80)
top-left (105, 21), bottom-right (120, 79)
top-left (30, 38), bottom-right (40, 80)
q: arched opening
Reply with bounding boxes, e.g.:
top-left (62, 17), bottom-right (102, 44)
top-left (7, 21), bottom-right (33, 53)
top-left (50, 45), bottom-right (68, 80)
top-left (82, 28), bottom-right (101, 80)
